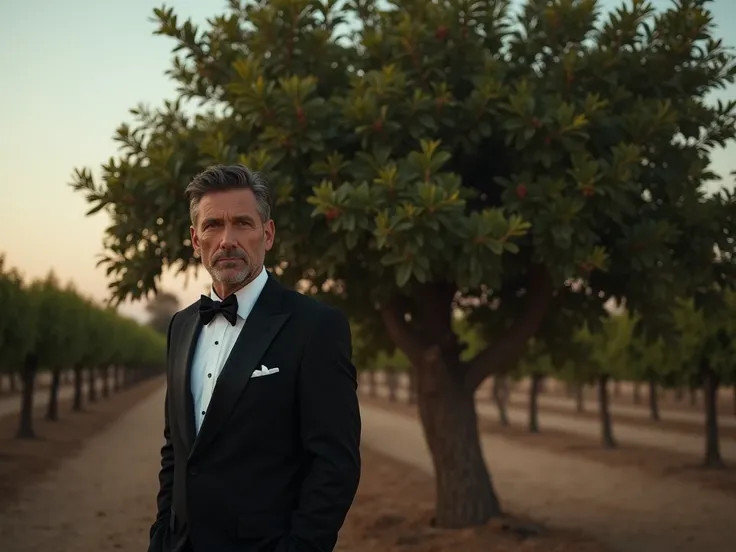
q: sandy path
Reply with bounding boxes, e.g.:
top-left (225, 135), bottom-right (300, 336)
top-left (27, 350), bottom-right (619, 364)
top-left (0, 386), bottom-right (164, 551)
top-left (360, 402), bottom-right (736, 552)
top-left (3, 382), bottom-right (735, 552)
top-left (372, 385), bottom-right (736, 460)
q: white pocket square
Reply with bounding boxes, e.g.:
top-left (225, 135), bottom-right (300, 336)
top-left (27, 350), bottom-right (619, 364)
top-left (252, 365), bottom-right (279, 378)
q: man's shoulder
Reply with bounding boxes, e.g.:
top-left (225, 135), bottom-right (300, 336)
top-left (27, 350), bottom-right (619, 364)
top-left (280, 286), bottom-right (347, 324)
top-left (169, 300), bottom-right (200, 328)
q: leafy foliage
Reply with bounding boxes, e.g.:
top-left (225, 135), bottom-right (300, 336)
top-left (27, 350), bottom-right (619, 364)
top-left (0, 256), bottom-right (166, 376)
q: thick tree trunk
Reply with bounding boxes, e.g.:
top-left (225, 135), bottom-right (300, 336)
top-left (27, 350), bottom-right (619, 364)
top-left (597, 375), bottom-right (616, 449)
top-left (733, 386), bottom-right (736, 417)
top-left (701, 362), bottom-right (723, 468)
top-left (379, 272), bottom-right (552, 528)
top-left (491, 376), bottom-right (510, 426)
top-left (73, 363), bottom-right (84, 411)
top-left (528, 374), bottom-right (542, 433)
top-left (648, 379), bottom-right (660, 422)
top-left (17, 355), bottom-right (38, 439)
top-left (575, 384), bottom-right (585, 413)
top-left (87, 367), bottom-right (97, 403)
top-left (416, 355), bottom-right (502, 527)
top-left (633, 382), bottom-right (641, 404)
top-left (46, 367), bottom-right (62, 421)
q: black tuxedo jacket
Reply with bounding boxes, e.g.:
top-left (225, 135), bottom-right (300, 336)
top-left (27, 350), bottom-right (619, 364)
top-left (148, 274), bottom-right (361, 552)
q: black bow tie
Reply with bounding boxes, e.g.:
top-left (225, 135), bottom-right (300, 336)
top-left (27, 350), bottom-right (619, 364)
top-left (199, 293), bottom-right (239, 326)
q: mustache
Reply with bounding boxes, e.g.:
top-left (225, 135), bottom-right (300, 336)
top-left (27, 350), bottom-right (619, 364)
top-left (212, 248), bottom-right (248, 262)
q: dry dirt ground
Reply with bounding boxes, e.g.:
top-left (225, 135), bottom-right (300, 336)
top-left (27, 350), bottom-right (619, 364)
top-left (0, 384), bottom-right (606, 552)
top-left (0, 376), bottom-right (163, 510)
top-left (361, 390), bottom-right (736, 497)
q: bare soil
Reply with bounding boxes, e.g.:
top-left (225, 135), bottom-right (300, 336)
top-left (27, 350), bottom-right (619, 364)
top-left (336, 449), bottom-right (608, 552)
top-left (0, 376), bottom-right (164, 511)
top-left (0, 383), bottom-right (608, 552)
top-left (361, 394), bottom-right (736, 497)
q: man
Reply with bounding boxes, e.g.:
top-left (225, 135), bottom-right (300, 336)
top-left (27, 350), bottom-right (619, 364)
top-left (148, 164), bottom-right (361, 552)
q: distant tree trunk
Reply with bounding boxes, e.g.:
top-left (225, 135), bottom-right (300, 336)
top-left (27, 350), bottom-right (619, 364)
top-left (386, 370), bottom-right (398, 402)
top-left (9, 369), bottom-right (18, 393)
top-left (689, 387), bottom-right (697, 406)
top-left (46, 367), bottom-right (62, 421)
top-left (492, 376), bottom-right (510, 426)
top-left (701, 360), bottom-right (723, 468)
top-left (62, 369), bottom-right (72, 385)
top-left (408, 368), bottom-right (417, 405)
top-left (100, 365), bottom-right (110, 398)
top-left (613, 379), bottom-right (621, 397)
top-left (528, 373), bottom-right (542, 433)
top-left (17, 355), bottom-right (38, 439)
top-left (733, 386), bottom-right (736, 417)
top-left (648, 379), bottom-right (660, 422)
top-left (72, 363), bottom-right (84, 411)
top-left (598, 374), bottom-right (616, 449)
top-left (368, 370), bottom-right (377, 398)
top-left (87, 367), bottom-right (97, 403)
top-left (633, 382), bottom-right (641, 404)
top-left (575, 383), bottom-right (585, 413)
top-left (675, 387), bottom-right (685, 401)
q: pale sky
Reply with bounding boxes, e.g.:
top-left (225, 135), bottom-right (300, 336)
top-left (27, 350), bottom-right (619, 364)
top-left (1, 0), bottom-right (735, 322)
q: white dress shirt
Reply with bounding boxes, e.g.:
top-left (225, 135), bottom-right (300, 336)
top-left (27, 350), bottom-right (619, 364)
top-left (190, 266), bottom-right (269, 433)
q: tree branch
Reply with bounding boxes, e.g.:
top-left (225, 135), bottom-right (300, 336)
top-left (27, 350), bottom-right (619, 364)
top-left (379, 294), bottom-right (430, 367)
top-left (464, 265), bottom-right (554, 391)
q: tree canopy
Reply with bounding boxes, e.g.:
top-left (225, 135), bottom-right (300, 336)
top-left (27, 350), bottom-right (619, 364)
top-left (0, 256), bottom-right (166, 379)
top-left (71, 0), bottom-right (736, 527)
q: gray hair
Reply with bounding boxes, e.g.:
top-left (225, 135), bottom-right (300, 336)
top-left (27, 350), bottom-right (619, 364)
top-left (184, 164), bottom-right (272, 226)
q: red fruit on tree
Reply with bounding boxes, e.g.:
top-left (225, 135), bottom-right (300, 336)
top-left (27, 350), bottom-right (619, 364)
top-left (435, 26), bottom-right (449, 40)
top-left (372, 119), bottom-right (384, 132)
top-left (515, 183), bottom-right (528, 199)
top-left (325, 208), bottom-right (341, 221)
top-left (296, 107), bottom-right (306, 126)
top-left (581, 185), bottom-right (595, 198)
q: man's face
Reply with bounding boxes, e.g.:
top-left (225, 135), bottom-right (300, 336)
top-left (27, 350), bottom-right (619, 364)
top-left (190, 188), bottom-right (275, 295)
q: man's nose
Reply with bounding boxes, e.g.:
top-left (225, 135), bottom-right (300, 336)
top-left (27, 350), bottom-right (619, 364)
top-left (219, 223), bottom-right (238, 248)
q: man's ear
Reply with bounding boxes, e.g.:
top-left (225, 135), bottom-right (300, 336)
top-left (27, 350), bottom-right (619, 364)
top-left (190, 225), bottom-right (201, 258)
top-left (263, 219), bottom-right (275, 252)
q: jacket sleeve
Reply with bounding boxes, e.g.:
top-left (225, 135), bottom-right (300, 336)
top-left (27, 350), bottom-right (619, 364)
top-left (148, 314), bottom-right (177, 552)
top-left (283, 305), bottom-right (362, 551)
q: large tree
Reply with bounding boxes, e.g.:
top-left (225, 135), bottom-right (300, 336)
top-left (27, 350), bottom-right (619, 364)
top-left (72, 0), bottom-right (736, 527)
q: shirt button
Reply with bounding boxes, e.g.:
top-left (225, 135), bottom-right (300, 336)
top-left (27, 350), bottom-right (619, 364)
top-left (215, 341), bottom-right (219, 345)
top-left (207, 373), bottom-right (212, 378)
top-left (201, 410), bottom-right (206, 416)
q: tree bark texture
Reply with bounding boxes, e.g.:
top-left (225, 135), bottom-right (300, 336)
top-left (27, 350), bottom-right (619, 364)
top-left (17, 355), bottom-right (38, 439)
top-left (648, 379), bottom-right (660, 422)
top-left (598, 374), bottom-right (616, 449)
top-left (528, 373), bottom-right (542, 433)
top-left (701, 360), bottom-right (723, 468)
top-left (46, 367), bottom-right (61, 421)
top-left (379, 270), bottom-right (553, 527)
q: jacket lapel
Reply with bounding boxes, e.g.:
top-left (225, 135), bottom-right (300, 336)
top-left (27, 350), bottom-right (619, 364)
top-left (173, 307), bottom-right (201, 452)
top-left (189, 275), bottom-right (290, 459)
